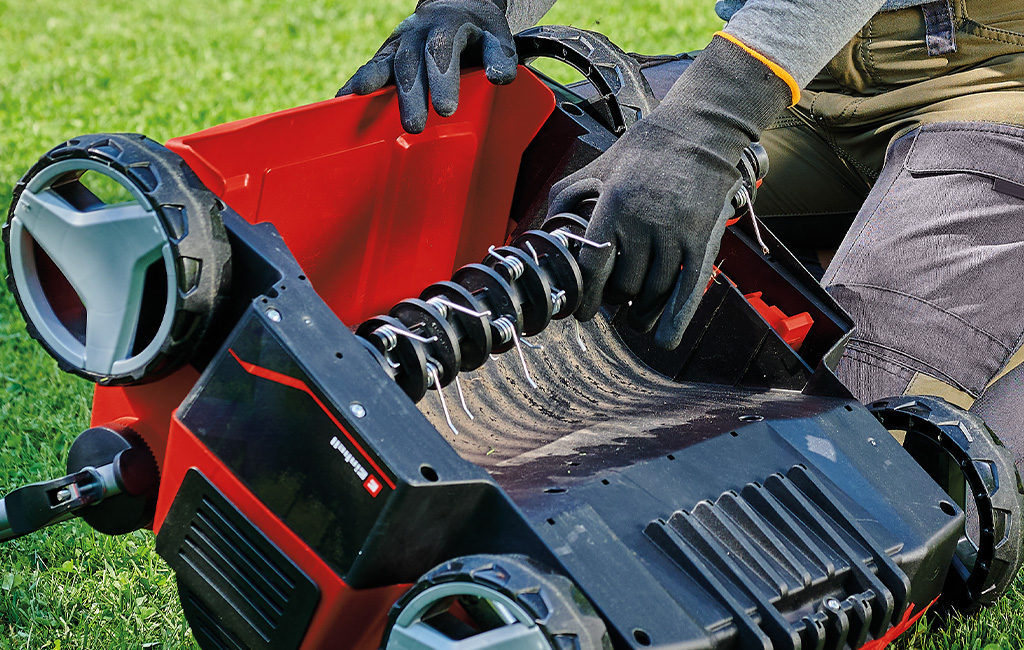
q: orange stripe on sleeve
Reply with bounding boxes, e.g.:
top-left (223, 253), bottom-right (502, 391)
top-left (714, 31), bottom-right (801, 106)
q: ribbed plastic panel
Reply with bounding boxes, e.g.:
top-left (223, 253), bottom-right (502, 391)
top-left (157, 470), bottom-right (320, 650)
top-left (180, 584), bottom-right (247, 650)
top-left (644, 465), bottom-right (912, 650)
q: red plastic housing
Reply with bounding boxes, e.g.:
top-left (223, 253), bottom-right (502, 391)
top-left (166, 67), bottom-right (555, 325)
top-left (90, 68), bottom-right (556, 650)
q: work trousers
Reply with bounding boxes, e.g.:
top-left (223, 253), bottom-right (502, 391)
top-left (752, 0), bottom-right (1024, 466)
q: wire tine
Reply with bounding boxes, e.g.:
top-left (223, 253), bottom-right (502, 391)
top-left (573, 319), bottom-right (588, 353)
top-left (486, 245), bottom-right (510, 263)
top-left (524, 240), bottom-right (540, 265)
top-left (454, 376), bottom-right (474, 420)
top-left (521, 337), bottom-right (544, 351)
top-left (748, 205), bottom-right (771, 256)
top-left (560, 230), bottom-right (612, 249)
top-left (511, 329), bottom-right (539, 390)
top-left (428, 365), bottom-right (459, 436)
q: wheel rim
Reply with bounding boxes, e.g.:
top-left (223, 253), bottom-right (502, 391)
top-left (388, 582), bottom-right (551, 650)
top-left (9, 158), bottom-right (177, 377)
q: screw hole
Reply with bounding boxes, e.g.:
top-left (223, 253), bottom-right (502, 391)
top-left (335, 352), bottom-right (343, 359)
top-left (666, 454), bottom-right (675, 461)
top-left (940, 500), bottom-right (958, 516)
top-left (420, 465), bottom-right (439, 482)
top-left (560, 101), bottom-right (585, 116)
top-left (633, 629), bottom-right (652, 646)
top-left (546, 518), bottom-right (556, 526)
top-left (730, 431), bottom-right (739, 437)
top-left (844, 405), bottom-right (854, 412)
top-left (298, 275), bottom-right (306, 281)
top-left (739, 414), bottom-right (764, 422)
top-left (601, 479), bottom-right (610, 485)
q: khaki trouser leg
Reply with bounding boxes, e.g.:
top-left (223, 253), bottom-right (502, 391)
top-left (750, 0), bottom-right (1024, 457)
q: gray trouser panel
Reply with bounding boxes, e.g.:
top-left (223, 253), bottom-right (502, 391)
top-left (820, 123), bottom-right (1024, 456)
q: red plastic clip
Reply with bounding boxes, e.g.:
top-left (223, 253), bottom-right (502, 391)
top-left (744, 291), bottom-right (814, 352)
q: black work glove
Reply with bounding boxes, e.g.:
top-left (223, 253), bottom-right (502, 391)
top-left (338, 0), bottom-right (518, 134)
top-left (548, 34), bottom-right (794, 349)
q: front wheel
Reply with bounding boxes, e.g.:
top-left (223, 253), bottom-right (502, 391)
top-left (4, 133), bottom-right (231, 384)
top-left (383, 554), bottom-right (611, 650)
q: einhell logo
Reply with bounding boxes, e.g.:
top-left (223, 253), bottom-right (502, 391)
top-left (330, 436), bottom-right (382, 497)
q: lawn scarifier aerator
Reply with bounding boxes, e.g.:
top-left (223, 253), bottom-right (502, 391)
top-left (2, 25), bottom-right (1023, 650)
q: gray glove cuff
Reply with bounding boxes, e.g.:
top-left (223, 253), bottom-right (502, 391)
top-left (653, 33), bottom-right (794, 149)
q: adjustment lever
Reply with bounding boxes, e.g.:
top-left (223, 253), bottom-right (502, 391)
top-left (0, 463), bottom-right (122, 542)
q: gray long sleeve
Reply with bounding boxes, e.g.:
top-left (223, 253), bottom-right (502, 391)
top-left (724, 0), bottom-right (886, 88)
top-left (506, 0), bottom-right (557, 32)
top-left (504, 0), bottom-right (884, 91)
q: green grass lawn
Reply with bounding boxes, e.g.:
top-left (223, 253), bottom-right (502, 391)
top-left (0, 0), bottom-right (1021, 648)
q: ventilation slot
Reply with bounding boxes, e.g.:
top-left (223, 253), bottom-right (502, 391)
top-left (645, 465), bottom-right (911, 650)
top-left (157, 469), bottom-right (320, 650)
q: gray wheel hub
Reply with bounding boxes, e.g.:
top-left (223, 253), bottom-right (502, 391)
top-left (8, 158), bottom-right (176, 377)
top-left (387, 582), bottom-right (552, 650)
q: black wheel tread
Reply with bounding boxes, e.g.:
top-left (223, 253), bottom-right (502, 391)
top-left (3, 132), bottom-right (231, 384)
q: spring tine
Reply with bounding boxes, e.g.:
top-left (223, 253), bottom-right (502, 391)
top-left (486, 245), bottom-right (511, 264)
top-left (521, 338), bottom-right (544, 351)
top-left (428, 296), bottom-right (491, 319)
top-left (487, 246), bottom-right (525, 279)
top-left (454, 376), bottom-right (474, 420)
top-left (559, 230), bottom-right (612, 249)
top-left (573, 319), bottom-right (588, 353)
top-left (428, 364), bottom-right (459, 436)
top-left (511, 328), bottom-right (539, 390)
top-left (381, 323), bottom-right (438, 344)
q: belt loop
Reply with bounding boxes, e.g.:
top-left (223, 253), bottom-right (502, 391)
top-left (921, 0), bottom-right (957, 55)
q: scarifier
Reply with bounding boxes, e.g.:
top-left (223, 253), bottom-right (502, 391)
top-left (2, 26), bottom-right (1023, 650)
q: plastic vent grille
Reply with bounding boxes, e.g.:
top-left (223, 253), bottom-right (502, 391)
top-left (645, 465), bottom-right (911, 650)
top-left (156, 469), bottom-right (320, 650)
top-left (181, 586), bottom-right (247, 650)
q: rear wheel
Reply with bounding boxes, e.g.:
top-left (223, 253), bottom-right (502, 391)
top-left (869, 395), bottom-right (1024, 614)
top-left (384, 554), bottom-right (611, 650)
top-left (3, 133), bottom-right (231, 384)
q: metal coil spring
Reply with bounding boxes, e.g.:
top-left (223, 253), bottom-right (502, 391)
top-left (492, 317), bottom-right (517, 347)
top-left (488, 247), bottom-right (526, 280)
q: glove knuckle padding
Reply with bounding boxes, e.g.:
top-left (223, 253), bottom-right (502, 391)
top-left (340, 0), bottom-right (516, 132)
top-left (482, 31), bottom-right (518, 84)
top-left (426, 23), bottom-right (479, 116)
top-left (394, 34), bottom-right (430, 133)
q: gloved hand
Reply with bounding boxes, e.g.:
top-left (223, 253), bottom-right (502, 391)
top-left (338, 0), bottom-right (518, 134)
top-left (548, 33), bottom-right (796, 349)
